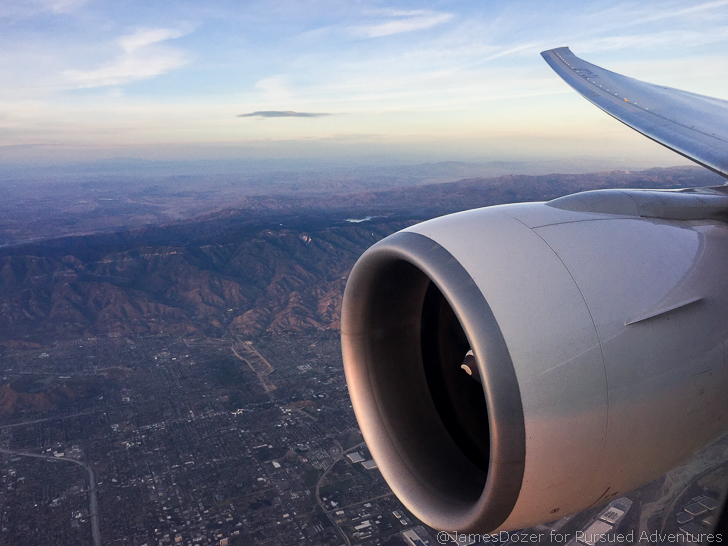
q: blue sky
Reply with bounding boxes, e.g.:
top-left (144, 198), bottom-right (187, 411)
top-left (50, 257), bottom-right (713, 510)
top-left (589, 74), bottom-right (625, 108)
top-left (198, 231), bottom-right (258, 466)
top-left (2, 0), bottom-right (728, 170)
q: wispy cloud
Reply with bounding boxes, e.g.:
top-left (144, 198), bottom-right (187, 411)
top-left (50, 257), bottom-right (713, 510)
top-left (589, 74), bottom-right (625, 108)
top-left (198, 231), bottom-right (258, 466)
top-left (626, 0), bottom-right (728, 26)
top-left (350, 10), bottom-right (453, 38)
top-left (575, 27), bottom-right (728, 53)
top-left (118, 28), bottom-right (188, 53)
top-left (238, 111), bottom-right (333, 118)
top-left (570, 0), bottom-right (728, 40)
top-left (47, 0), bottom-right (88, 12)
top-left (0, 0), bottom-right (89, 18)
top-left (63, 27), bottom-right (192, 88)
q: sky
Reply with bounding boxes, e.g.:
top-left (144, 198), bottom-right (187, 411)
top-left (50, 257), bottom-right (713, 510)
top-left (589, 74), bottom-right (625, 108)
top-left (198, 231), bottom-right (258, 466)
top-left (2, 0), bottom-right (728, 170)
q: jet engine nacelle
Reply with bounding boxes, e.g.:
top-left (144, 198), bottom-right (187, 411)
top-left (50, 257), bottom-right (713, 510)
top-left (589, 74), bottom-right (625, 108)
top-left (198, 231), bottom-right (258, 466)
top-left (341, 190), bottom-right (728, 533)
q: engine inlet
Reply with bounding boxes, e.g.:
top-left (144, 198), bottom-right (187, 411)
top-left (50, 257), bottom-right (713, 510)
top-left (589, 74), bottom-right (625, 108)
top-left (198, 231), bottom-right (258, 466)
top-left (341, 230), bottom-right (525, 532)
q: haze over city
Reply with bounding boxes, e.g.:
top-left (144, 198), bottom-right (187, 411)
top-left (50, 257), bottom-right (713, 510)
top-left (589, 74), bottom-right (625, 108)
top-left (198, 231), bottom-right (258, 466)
top-left (2, 0), bottom-right (728, 171)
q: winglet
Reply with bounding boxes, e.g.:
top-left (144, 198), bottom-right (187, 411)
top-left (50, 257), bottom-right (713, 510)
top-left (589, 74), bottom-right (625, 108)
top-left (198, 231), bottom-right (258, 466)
top-left (542, 47), bottom-right (728, 179)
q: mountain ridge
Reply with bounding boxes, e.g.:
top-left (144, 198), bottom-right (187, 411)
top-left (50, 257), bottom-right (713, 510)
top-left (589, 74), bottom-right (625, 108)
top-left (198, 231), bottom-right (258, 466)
top-left (1, 167), bottom-right (722, 346)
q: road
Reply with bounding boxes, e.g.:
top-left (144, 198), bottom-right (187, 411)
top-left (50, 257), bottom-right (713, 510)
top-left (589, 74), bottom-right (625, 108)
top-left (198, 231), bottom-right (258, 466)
top-left (315, 440), bottom-right (367, 546)
top-left (0, 446), bottom-right (101, 546)
top-left (0, 409), bottom-right (103, 430)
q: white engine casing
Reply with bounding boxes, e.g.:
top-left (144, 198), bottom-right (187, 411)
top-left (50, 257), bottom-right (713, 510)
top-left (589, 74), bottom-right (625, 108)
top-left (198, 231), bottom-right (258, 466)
top-left (341, 197), bottom-right (728, 532)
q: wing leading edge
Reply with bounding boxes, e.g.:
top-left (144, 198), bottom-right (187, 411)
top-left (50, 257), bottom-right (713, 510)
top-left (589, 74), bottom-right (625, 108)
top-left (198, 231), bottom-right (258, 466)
top-left (541, 47), bottom-right (728, 179)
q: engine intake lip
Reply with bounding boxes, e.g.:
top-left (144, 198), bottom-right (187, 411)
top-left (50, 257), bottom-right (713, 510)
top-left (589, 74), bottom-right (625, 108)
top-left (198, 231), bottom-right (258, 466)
top-left (342, 231), bottom-right (526, 532)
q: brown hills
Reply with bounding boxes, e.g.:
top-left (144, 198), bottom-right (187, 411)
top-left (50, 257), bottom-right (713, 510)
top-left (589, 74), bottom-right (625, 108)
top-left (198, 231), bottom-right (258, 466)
top-left (0, 166), bottom-right (722, 346)
top-left (0, 383), bottom-right (73, 415)
top-left (0, 220), bottom-right (405, 344)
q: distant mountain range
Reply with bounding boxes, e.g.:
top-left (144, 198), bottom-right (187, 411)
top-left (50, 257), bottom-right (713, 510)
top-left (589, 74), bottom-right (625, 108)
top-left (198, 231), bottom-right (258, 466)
top-left (2, 162), bottom-right (721, 247)
top-left (1, 166), bottom-right (723, 346)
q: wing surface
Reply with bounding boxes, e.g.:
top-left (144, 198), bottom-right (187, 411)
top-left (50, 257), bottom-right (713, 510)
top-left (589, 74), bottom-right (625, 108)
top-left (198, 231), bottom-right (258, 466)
top-left (542, 47), bottom-right (728, 179)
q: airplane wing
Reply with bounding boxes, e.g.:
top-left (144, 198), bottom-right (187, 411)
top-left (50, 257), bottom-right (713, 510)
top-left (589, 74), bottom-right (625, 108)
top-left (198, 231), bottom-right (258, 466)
top-left (541, 47), bottom-right (728, 179)
top-left (343, 47), bottom-right (728, 535)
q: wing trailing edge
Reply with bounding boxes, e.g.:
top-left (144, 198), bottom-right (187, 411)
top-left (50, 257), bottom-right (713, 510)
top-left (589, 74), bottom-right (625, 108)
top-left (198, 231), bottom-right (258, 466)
top-left (542, 47), bottom-right (728, 179)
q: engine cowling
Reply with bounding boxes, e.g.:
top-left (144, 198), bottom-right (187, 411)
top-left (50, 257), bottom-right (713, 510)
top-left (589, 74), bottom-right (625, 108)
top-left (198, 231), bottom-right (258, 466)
top-left (341, 193), bottom-right (728, 533)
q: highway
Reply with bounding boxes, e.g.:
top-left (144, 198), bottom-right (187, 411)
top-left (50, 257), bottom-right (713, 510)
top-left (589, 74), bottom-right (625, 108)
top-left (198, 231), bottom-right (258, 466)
top-left (315, 440), bottom-right (367, 546)
top-left (0, 446), bottom-right (101, 546)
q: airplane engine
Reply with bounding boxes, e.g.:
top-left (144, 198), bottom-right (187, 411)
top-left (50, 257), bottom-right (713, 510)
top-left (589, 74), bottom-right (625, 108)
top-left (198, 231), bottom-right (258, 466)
top-left (341, 190), bottom-right (728, 533)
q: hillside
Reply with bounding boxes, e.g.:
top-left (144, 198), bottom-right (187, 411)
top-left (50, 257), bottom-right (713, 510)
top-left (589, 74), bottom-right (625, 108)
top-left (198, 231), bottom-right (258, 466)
top-left (0, 166), bottom-right (721, 346)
